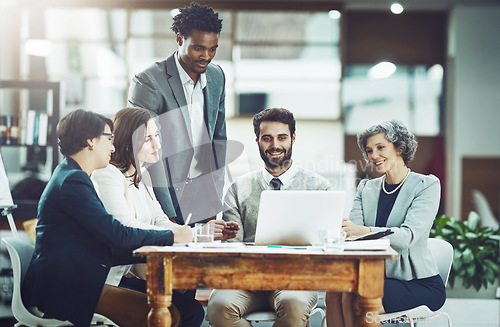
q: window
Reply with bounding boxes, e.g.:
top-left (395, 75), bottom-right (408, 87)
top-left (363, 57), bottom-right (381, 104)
top-left (233, 11), bottom-right (341, 119)
top-left (41, 9), bottom-right (128, 117)
top-left (22, 8), bottom-right (341, 121)
top-left (342, 63), bottom-right (443, 136)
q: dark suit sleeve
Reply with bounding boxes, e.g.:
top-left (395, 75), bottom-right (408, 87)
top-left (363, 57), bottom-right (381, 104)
top-left (60, 171), bottom-right (174, 251)
top-left (211, 66), bottom-right (227, 200)
top-left (112, 250), bottom-right (146, 266)
top-left (128, 72), bottom-right (161, 115)
top-left (128, 71), bottom-right (178, 218)
top-left (214, 68), bottom-right (227, 139)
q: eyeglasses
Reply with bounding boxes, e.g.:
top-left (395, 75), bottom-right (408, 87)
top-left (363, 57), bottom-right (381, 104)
top-left (101, 132), bottom-right (115, 143)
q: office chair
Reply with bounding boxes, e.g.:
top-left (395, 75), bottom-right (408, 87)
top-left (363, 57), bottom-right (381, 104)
top-left (377, 238), bottom-right (453, 326)
top-left (243, 305), bottom-right (326, 327)
top-left (2, 237), bottom-right (116, 327)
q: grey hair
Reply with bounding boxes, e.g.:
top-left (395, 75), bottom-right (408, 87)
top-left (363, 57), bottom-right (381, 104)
top-left (357, 120), bottom-right (418, 165)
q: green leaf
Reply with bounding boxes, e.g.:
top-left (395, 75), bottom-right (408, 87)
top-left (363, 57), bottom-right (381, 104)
top-left (453, 256), bottom-right (463, 270)
top-left (448, 275), bottom-right (455, 287)
top-left (484, 259), bottom-right (500, 273)
top-left (465, 232), bottom-right (477, 240)
top-left (466, 211), bottom-right (481, 231)
top-left (431, 211), bottom-right (500, 291)
top-left (484, 267), bottom-right (494, 279)
top-left (473, 280), bottom-right (481, 291)
top-left (466, 264), bottom-right (476, 276)
top-left (441, 229), bottom-right (454, 237)
top-left (462, 248), bottom-right (474, 264)
top-left (451, 223), bottom-right (464, 236)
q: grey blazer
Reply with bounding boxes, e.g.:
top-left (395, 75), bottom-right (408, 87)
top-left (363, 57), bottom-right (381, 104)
top-left (349, 172), bottom-right (441, 280)
top-left (128, 52), bottom-right (226, 220)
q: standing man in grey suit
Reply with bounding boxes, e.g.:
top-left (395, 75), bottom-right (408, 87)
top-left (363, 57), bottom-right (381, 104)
top-left (128, 3), bottom-right (227, 225)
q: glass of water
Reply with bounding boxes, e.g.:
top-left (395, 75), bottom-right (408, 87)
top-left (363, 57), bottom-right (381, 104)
top-left (195, 223), bottom-right (215, 243)
top-left (318, 228), bottom-right (346, 252)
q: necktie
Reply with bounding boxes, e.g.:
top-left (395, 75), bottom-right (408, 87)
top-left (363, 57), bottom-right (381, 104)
top-left (270, 178), bottom-right (282, 190)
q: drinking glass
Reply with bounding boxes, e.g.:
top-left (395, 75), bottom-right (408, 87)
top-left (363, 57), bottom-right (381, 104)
top-left (195, 223), bottom-right (215, 243)
top-left (318, 228), bottom-right (346, 252)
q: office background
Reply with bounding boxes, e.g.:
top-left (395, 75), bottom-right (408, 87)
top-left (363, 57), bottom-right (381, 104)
top-left (0, 0), bottom-right (499, 224)
top-left (0, 1), bottom-right (499, 325)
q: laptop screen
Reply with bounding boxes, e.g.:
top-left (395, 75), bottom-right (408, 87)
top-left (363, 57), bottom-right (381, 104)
top-left (254, 190), bottom-right (346, 246)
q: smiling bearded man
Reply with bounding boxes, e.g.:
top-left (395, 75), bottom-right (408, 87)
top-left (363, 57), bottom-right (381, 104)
top-left (206, 108), bottom-right (335, 327)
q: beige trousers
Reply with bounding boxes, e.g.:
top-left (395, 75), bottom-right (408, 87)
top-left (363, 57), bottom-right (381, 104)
top-left (206, 289), bottom-right (318, 327)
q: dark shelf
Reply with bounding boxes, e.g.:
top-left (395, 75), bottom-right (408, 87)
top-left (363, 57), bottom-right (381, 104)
top-left (0, 80), bottom-right (60, 172)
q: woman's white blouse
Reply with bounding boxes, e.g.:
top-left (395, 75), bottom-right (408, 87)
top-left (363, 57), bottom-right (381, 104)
top-left (91, 164), bottom-right (176, 286)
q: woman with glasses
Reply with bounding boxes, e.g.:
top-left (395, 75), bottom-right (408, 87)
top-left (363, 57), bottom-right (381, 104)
top-left (22, 109), bottom-right (191, 327)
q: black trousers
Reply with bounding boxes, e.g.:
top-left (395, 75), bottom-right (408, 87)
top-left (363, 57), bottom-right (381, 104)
top-left (383, 274), bottom-right (446, 313)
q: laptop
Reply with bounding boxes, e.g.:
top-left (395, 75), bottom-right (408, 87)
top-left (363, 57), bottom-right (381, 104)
top-left (254, 190), bottom-right (346, 246)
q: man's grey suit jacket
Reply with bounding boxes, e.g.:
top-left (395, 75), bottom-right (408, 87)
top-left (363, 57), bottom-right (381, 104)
top-left (128, 52), bottom-right (227, 221)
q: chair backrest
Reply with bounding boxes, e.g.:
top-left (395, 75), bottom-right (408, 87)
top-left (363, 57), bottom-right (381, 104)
top-left (2, 237), bottom-right (72, 326)
top-left (4, 237), bottom-right (34, 284)
top-left (428, 238), bottom-right (454, 286)
top-left (243, 311), bottom-right (277, 321)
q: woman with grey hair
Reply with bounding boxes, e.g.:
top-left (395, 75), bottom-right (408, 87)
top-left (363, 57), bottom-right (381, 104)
top-left (325, 120), bottom-right (446, 327)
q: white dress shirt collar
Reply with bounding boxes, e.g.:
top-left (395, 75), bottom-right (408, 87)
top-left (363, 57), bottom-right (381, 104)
top-left (261, 161), bottom-right (298, 190)
top-left (174, 52), bottom-right (207, 89)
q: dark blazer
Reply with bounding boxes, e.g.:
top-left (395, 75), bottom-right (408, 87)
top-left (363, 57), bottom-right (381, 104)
top-left (22, 157), bottom-right (174, 326)
top-left (128, 52), bottom-right (226, 221)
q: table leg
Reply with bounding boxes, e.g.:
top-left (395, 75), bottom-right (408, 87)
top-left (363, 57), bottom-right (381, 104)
top-left (356, 260), bottom-right (385, 327)
top-left (146, 254), bottom-right (173, 327)
top-left (356, 296), bottom-right (383, 327)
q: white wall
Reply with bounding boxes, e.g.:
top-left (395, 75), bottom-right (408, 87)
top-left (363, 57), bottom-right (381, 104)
top-left (0, 7), bottom-right (22, 116)
top-left (446, 5), bottom-right (500, 219)
top-left (0, 7), bottom-right (21, 82)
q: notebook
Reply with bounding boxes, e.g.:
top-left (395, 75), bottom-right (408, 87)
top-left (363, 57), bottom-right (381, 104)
top-left (254, 190), bottom-right (346, 246)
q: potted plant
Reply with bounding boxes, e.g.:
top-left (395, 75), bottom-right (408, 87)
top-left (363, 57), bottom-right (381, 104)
top-left (430, 211), bottom-right (500, 296)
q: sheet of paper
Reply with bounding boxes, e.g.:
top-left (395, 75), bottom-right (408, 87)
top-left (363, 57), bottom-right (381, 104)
top-left (343, 238), bottom-right (391, 251)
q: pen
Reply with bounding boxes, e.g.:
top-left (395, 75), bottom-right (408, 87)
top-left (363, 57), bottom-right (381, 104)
top-left (184, 213), bottom-right (192, 226)
top-left (267, 245), bottom-right (307, 249)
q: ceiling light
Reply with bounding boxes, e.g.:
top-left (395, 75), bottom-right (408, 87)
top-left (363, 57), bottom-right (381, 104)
top-left (328, 10), bottom-right (341, 20)
top-left (390, 3), bottom-right (404, 14)
top-left (368, 62), bottom-right (397, 79)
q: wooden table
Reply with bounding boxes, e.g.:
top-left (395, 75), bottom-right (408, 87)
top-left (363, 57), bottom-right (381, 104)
top-left (134, 244), bottom-right (398, 327)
